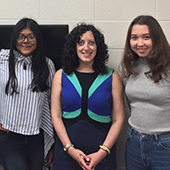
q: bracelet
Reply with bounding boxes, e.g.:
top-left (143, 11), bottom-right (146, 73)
top-left (63, 143), bottom-right (74, 152)
top-left (99, 145), bottom-right (110, 155)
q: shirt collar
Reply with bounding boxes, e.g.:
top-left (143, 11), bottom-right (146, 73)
top-left (14, 50), bottom-right (32, 64)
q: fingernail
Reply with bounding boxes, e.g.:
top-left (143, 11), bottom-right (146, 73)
top-left (86, 158), bottom-right (90, 161)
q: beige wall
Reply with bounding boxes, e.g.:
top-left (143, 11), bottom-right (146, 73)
top-left (1, 1), bottom-right (170, 169)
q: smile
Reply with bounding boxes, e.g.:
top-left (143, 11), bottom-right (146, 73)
top-left (22, 46), bottom-right (31, 49)
top-left (137, 49), bottom-right (146, 53)
top-left (83, 52), bottom-right (91, 57)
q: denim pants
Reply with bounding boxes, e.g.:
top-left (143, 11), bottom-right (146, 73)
top-left (125, 126), bottom-right (170, 170)
top-left (0, 129), bottom-right (44, 170)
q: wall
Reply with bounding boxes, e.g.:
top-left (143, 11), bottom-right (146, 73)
top-left (0, 1), bottom-right (170, 170)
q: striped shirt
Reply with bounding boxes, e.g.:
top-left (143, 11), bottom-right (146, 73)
top-left (0, 49), bottom-right (55, 156)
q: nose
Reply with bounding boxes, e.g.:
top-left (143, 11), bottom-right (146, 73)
top-left (23, 37), bottom-right (29, 43)
top-left (137, 38), bottom-right (144, 46)
top-left (84, 42), bottom-right (90, 50)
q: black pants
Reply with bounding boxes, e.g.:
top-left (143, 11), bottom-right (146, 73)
top-left (0, 129), bottom-right (44, 170)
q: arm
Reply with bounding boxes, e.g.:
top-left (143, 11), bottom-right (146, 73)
top-left (87, 71), bottom-right (125, 169)
top-left (51, 69), bottom-right (91, 170)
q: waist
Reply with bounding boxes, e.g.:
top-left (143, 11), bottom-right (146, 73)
top-left (128, 125), bottom-right (170, 140)
top-left (0, 124), bottom-right (9, 132)
top-left (63, 117), bottom-right (111, 132)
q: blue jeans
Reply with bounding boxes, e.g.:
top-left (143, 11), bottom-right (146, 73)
top-left (0, 129), bottom-right (44, 170)
top-left (125, 126), bottom-right (170, 170)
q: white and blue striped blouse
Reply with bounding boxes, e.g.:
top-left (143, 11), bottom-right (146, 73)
top-left (0, 49), bottom-right (56, 156)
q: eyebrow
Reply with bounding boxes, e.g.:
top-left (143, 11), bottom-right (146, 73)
top-left (131, 33), bottom-right (150, 36)
top-left (18, 33), bottom-right (34, 36)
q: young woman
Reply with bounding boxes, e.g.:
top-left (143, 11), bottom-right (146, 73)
top-left (120, 15), bottom-right (170, 170)
top-left (0, 18), bottom-right (55, 170)
top-left (51, 23), bottom-right (124, 170)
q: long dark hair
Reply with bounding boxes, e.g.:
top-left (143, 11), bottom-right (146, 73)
top-left (120, 15), bottom-right (170, 82)
top-left (61, 23), bottom-right (109, 75)
top-left (5, 17), bottom-right (49, 95)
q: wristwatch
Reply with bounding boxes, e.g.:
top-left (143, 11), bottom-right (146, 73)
top-left (63, 143), bottom-right (74, 152)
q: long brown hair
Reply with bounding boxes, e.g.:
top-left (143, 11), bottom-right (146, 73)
top-left (120, 15), bottom-right (170, 82)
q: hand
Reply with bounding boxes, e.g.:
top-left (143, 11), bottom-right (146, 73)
top-left (67, 147), bottom-right (92, 170)
top-left (85, 150), bottom-right (107, 169)
top-left (44, 144), bottom-right (54, 166)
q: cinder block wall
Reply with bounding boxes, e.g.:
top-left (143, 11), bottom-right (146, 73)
top-left (1, 1), bottom-right (170, 170)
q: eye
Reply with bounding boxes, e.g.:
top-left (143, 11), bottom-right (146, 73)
top-left (88, 40), bottom-right (95, 45)
top-left (78, 40), bottom-right (84, 46)
top-left (28, 34), bottom-right (36, 39)
top-left (18, 35), bottom-right (25, 40)
top-left (131, 36), bottom-right (137, 40)
top-left (143, 35), bottom-right (150, 40)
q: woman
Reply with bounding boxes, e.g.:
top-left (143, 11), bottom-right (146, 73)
top-left (120, 15), bottom-right (170, 170)
top-left (0, 18), bottom-right (55, 170)
top-left (51, 23), bottom-right (124, 170)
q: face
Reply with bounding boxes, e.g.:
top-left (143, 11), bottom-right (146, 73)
top-left (76, 30), bottom-right (97, 65)
top-left (16, 27), bottom-right (37, 57)
top-left (130, 24), bottom-right (153, 58)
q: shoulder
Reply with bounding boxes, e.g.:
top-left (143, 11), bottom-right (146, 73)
top-left (0, 49), bottom-right (10, 61)
top-left (112, 71), bottom-right (121, 81)
top-left (45, 57), bottom-right (56, 73)
top-left (111, 71), bottom-right (123, 88)
top-left (0, 49), bottom-right (10, 55)
top-left (53, 68), bottom-right (62, 81)
top-left (45, 57), bottom-right (55, 67)
top-left (51, 69), bottom-right (63, 89)
top-left (105, 67), bottom-right (122, 86)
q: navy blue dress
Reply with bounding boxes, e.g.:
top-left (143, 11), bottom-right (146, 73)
top-left (54, 69), bottom-right (117, 170)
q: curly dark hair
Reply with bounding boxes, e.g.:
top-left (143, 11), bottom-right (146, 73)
top-left (61, 23), bottom-right (109, 75)
top-left (120, 15), bottom-right (170, 82)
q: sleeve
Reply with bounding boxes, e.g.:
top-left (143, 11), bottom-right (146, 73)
top-left (0, 49), bottom-right (9, 124)
top-left (40, 57), bottom-right (56, 157)
top-left (121, 77), bottom-right (131, 111)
